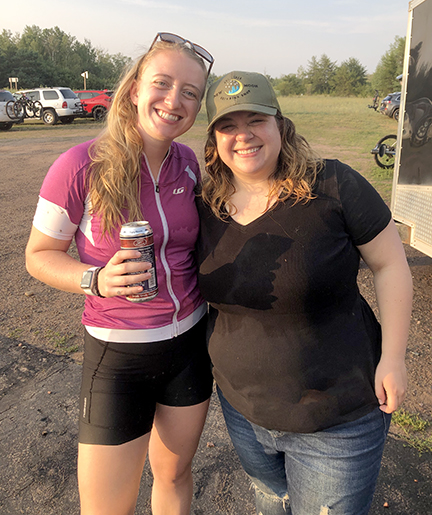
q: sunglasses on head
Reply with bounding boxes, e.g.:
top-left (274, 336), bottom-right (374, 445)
top-left (150, 32), bottom-right (214, 76)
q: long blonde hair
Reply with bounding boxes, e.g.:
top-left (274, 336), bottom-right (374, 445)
top-left (87, 41), bottom-right (207, 234)
top-left (201, 112), bottom-right (323, 220)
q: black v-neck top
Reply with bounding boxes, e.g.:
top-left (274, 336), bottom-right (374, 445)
top-left (197, 159), bottom-right (391, 433)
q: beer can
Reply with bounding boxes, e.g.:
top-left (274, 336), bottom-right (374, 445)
top-left (120, 221), bottom-right (158, 302)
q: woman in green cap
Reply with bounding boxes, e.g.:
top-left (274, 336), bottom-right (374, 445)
top-left (197, 71), bottom-right (412, 515)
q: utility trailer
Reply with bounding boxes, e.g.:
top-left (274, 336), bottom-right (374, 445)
top-left (391, 0), bottom-right (432, 257)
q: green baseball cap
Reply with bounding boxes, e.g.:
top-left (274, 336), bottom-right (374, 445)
top-left (206, 71), bottom-right (281, 130)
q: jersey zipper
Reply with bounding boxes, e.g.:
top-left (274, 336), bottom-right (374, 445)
top-left (143, 150), bottom-right (181, 337)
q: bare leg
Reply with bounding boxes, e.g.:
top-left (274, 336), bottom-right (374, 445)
top-left (149, 399), bottom-right (210, 515)
top-left (78, 432), bottom-right (150, 515)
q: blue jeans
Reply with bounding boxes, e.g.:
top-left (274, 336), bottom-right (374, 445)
top-left (218, 388), bottom-right (391, 515)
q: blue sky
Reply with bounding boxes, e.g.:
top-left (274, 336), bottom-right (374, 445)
top-left (4, 0), bottom-right (410, 77)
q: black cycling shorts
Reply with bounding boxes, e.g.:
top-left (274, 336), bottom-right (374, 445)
top-left (78, 316), bottom-right (212, 445)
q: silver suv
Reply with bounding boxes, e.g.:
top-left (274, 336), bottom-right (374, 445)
top-left (20, 87), bottom-right (83, 125)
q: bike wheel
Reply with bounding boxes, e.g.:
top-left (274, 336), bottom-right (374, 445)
top-left (13, 101), bottom-right (25, 119)
top-left (374, 135), bottom-right (397, 169)
top-left (6, 101), bottom-right (17, 119)
top-left (33, 101), bottom-right (43, 118)
top-left (6, 100), bottom-right (23, 120)
top-left (25, 103), bottom-right (35, 118)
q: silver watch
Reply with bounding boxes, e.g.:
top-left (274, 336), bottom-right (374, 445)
top-left (80, 267), bottom-right (99, 296)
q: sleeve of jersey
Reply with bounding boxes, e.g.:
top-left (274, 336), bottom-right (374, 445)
top-left (33, 197), bottom-right (78, 240)
top-left (33, 146), bottom-right (88, 240)
top-left (336, 161), bottom-right (392, 246)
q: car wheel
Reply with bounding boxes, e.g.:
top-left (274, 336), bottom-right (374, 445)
top-left (42, 108), bottom-right (58, 125)
top-left (392, 108), bottom-right (399, 121)
top-left (0, 122), bottom-right (13, 131)
top-left (60, 116), bottom-right (74, 124)
top-left (93, 106), bottom-right (107, 121)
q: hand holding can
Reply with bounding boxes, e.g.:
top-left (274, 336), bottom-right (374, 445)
top-left (120, 221), bottom-right (158, 302)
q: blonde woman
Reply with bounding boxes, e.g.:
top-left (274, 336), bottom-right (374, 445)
top-left (26, 33), bottom-right (214, 515)
top-left (197, 71), bottom-right (412, 515)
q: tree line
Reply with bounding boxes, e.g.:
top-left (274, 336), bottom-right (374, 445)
top-left (0, 26), bottom-right (404, 98)
top-left (211, 37), bottom-right (404, 99)
top-left (272, 36), bottom-right (404, 98)
top-left (0, 26), bottom-right (132, 90)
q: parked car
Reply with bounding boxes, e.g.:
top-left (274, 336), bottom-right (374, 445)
top-left (0, 90), bottom-right (22, 130)
top-left (74, 90), bottom-right (113, 121)
top-left (380, 92), bottom-right (401, 120)
top-left (20, 87), bottom-right (83, 125)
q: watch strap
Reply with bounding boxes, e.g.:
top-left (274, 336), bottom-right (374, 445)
top-left (92, 266), bottom-right (105, 298)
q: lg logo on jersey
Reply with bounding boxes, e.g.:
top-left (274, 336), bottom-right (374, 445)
top-left (173, 187), bottom-right (186, 195)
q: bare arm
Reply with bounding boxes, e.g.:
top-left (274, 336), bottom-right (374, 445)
top-left (357, 220), bottom-right (413, 413)
top-left (25, 226), bottom-right (151, 298)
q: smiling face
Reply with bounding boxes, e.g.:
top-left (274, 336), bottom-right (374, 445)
top-left (214, 111), bottom-right (282, 184)
top-left (130, 49), bottom-right (206, 148)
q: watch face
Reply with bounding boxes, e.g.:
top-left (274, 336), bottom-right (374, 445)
top-left (81, 270), bottom-right (93, 289)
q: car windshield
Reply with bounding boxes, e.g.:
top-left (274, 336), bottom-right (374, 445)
top-left (60, 89), bottom-right (78, 99)
top-left (0, 91), bottom-right (15, 102)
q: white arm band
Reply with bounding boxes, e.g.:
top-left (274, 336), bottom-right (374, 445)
top-left (32, 196), bottom-right (78, 240)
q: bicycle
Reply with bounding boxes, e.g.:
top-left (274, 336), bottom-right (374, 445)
top-left (5, 99), bottom-right (23, 120)
top-left (370, 134), bottom-right (397, 169)
top-left (6, 94), bottom-right (43, 120)
top-left (368, 90), bottom-right (380, 111)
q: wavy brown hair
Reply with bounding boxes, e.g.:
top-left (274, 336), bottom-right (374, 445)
top-left (87, 41), bottom-right (207, 234)
top-left (201, 112), bottom-right (323, 220)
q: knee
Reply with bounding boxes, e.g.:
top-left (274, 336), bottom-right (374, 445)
top-left (151, 460), bottom-right (192, 486)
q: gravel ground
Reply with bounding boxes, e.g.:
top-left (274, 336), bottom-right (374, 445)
top-left (0, 122), bottom-right (431, 514)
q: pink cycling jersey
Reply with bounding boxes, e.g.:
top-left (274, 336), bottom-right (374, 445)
top-left (33, 139), bottom-right (205, 340)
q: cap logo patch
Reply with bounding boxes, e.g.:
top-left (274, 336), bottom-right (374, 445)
top-left (224, 79), bottom-right (243, 96)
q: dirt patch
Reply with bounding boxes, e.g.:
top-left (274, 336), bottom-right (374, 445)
top-left (1, 123), bottom-right (103, 363)
top-left (1, 122), bottom-right (431, 514)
